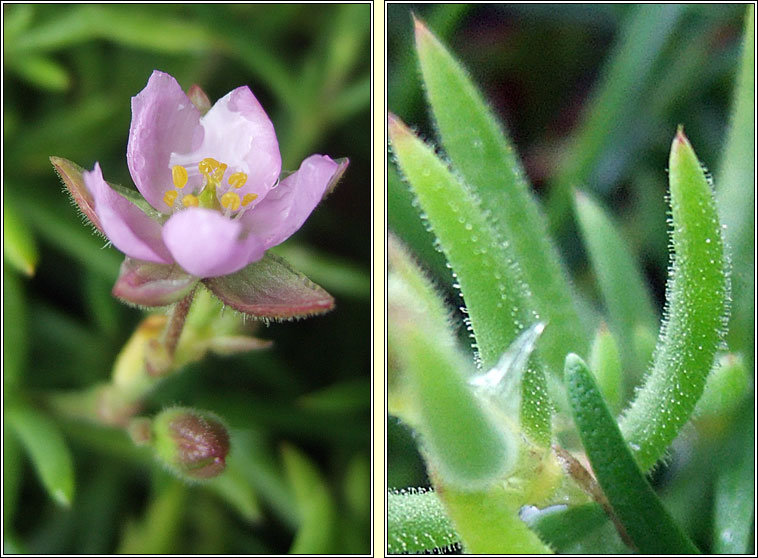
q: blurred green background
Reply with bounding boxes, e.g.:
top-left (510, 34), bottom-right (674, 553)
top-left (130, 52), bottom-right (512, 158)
top-left (4, 3), bottom-right (370, 554)
top-left (388, 4), bottom-right (752, 552)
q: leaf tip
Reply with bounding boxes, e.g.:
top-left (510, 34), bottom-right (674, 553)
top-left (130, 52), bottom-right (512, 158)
top-left (388, 113), bottom-right (409, 143)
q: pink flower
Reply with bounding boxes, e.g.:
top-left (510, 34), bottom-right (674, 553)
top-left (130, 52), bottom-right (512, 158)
top-left (53, 70), bottom-right (347, 317)
top-left (82, 70), bottom-right (346, 278)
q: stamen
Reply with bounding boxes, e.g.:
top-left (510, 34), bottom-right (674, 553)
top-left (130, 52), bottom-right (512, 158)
top-left (242, 193), bottom-right (258, 206)
top-left (172, 165), bottom-right (189, 189)
top-left (198, 158), bottom-right (221, 178)
top-left (220, 192), bottom-right (241, 211)
top-left (228, 172), bottom-right (248, 189)
top-left (182, 194), bottom-right (199, 207)
top-left (163, 190), bottom-right (179, 207)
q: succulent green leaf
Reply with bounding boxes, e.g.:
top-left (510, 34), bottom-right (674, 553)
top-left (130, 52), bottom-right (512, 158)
top-left (388, 113), bottom-right (537, 370)
top-left (438, 483), bottom-right (553, 554)
top-left (523, 503), bottom-right (614, 553)
top-left (717, 4), bottom-right (755, 358)
top-left (415, 18), bottom-right (588, 375)
top-left (204, 253), bottom-right (334, 320)
top-left (387, 488), bottom-right (459, 553)
top-left (588, 323), bottom-right (623, 414)
top-left (7, 404), bottom-right (75, 507)
top-left (619, 129), bottom-right (730, 471)
top-left (3, 202), bottom-right (39, 277)
top-left (574, 190), bottom-right (658, 381)
top-left (564, 353), bottom-right (700, 554)
top-left (546, 4), bottom-right (684, 230)
top-left (712, 403), bottom-right (755, 554)
top-left (8, 54), bottom-right (70, 91)
top-left (282, 444), bottom-right (336, 554)
top-left (388, 234), bottom-right (514, 488)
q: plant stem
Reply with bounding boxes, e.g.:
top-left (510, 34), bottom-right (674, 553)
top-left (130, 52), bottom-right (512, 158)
top-left (163, 287), bottom-right (196, 358)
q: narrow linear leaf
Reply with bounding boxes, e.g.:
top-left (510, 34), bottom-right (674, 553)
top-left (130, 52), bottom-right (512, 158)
top-left (7, 404), bottom-right (75, 507)
top-left (206, 451), bottom-right (263, 523)
top-left (282, 444), bottom-right (336, 554)
top-left (574, 190), bottom-right (658, 381)
top-left (4, 201), bottom-right (39, 277)
top-left (437, 482), bottom-right (553, 554)
top-left (547, 4), bottom-right (684, 229)
top-left (389, 114), bottom-right (537, 369)
top-left (619, 129), bottom-right (730, 471)
top-left (387, 488), bottom-right (459, 554)
top-left (415, 18), bottom-right (588, 374)
top-left (204, 253), bottom-right (334, 320)
top-left (389, 114), bottom-right (553, 443)
top-left (117, 479), bottom-right (186, 554)
top-left (522, 503), bottom-right (612, 553)
top-left (716, 4), bottom-right (754, 358)
top-left (8, 54), bottom-right (70, 91)
top-left (565, 354), bottom-right (700, 554)
top-left (712, 403), bottom-right (754, 554)
top-left (588, 323), bottom-right (623, 414)
top-left (389, 233), bottom-right (515, 489)
top-left (388, 163), bottom-right (449, 284)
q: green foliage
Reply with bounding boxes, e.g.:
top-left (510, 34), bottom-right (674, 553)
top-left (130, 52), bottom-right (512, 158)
top-left (3, 4), bottom-right (369, 554)
top-left (565, 354), bottom-right (699, 554)
top-left (388, 4), bottom-right (751, 554)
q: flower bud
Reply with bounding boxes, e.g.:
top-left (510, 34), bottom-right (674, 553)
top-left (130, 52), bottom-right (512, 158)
top-left (152, 407), bottom-right (230, 480)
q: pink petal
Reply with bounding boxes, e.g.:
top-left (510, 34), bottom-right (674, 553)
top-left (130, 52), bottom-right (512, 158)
top-left (83, 163), bottom-right (173, 264)
top-left (162, 208), bottom-right (265, 278)
top-left (169, 86), bottom-right (281, 205)
top-left (242, 155), bottom-right (343, 249)
top-left (127, 70), bottom-right (203, 212)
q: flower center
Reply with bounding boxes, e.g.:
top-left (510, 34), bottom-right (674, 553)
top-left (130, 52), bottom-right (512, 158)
top-left (162, 158), bottom-right (258, 214)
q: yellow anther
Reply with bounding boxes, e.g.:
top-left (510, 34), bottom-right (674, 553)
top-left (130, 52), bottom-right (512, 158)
top-left (228, 172), bottom-right (248, 189)
top-left (242, 193), bottom-right (258, 206)
top-left (163, 190), bottom-right (179, 207)
top-left (198, 158), bottom-right (221, 177)
top-left (198, 157), bottom-right (228, 183)
top-left (220, 192), bottom-right (241, 211)
top-left (172, 165), bottom-right (188, 189)
top-left (182, 194), bottom-right (199, 207)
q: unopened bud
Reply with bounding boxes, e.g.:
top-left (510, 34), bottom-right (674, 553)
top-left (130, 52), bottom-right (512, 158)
top-left (152, 407), bottom-right (230, 480)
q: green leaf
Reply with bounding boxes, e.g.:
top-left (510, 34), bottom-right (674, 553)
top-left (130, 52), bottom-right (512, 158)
top-left (389, 234), bottom-right (514, 488)
top-left (588, 323), bottom-right (623, 414)
top-left (438, 483), bottom-right (553, 554)
top-left (712, 403), bottom-right (754, 554)
top-left (564, 353), bottom-right (700, 554)
top-left (619, 129), bottom-right (730, 471)
top-left (388, 114), bottom-right (537, 370)
top-left (7, 404), bottom-right (75, 507)
top-left (3, 202), bottom-right (39, 276)
top-left (387, 489), bottom-right (459, 553)
top-left (717, 4), bottom-right (755, 358)
top-left (3, 425), bottom-right (23, 529)
top-left (2, 268), bottom-right (28, 392)
top-left (117, 477), bottom-right (186, 554)
top-left (415, 18), bottom-right (588, 375)
top-left (574, 190), bottom-right (658, 381)
top-left (204, 253), bottom-right (334, 320)
top-left (8, 54), bottom-right (70, 91)
top-left (523, 503), bottom-right (612, 553)
top-left (206, 450), bottom-right (263, 523)
top-left (546, 4), bottom-right (684, 230)
top-left (387, 163), bottom-right (449, 283)
top-left (282, 444), bottom-right (336, 554)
